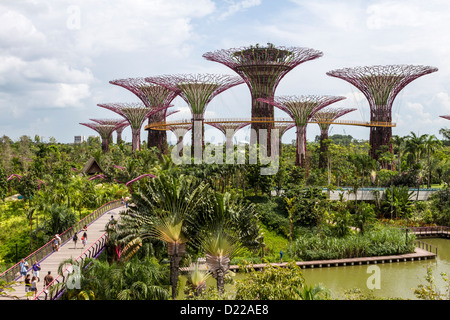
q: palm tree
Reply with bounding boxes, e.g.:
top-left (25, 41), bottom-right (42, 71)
top-left (423, 134), bottom-right (442, 188)
top-left (391, 135), bottom-right (406, 171)
top-left (405, 132), bottom-right (426, 165)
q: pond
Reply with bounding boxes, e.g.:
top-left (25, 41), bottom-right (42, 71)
top-left (179, 238), bottom-right (449, 300)
top-left (300, 238), bottom-right (449, 299)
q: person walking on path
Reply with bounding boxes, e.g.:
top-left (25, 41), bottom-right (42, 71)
top-left (73, 232), bottom-right (78, 249)
top-left (43, 271), bottom-right (54, 292)
top-left (54, 234), bottom-right (61, 251)
top-left (32, 260), bottom-right (41, 282)
top-left (24, 274), bottom-right (31, 294)
top-left (280, 250), bottom-right (283, 263)
top-left (30, 276), bottom-right (38, 298)
top-left (19, 259), bottom-right (29, 282)
top-left (82, 230), bottom-right (88, 247)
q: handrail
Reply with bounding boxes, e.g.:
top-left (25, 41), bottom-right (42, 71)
top-left (414, 239), bottom-right (438, 255)
top-left (0, 199), bottom-right (121, 284)
top-left (34, 232), bottom-right (109, 300)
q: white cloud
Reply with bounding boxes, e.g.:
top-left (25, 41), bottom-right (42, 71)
top-left (218, 0), bottom-right (262, 20)
top-left (54, 83), bottom-right (90, 107)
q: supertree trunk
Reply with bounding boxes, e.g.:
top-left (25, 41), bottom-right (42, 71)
top-left (191, 113), bottom-right (204, 159)
top-left (131, 129), bottom-right (141, 152)
top-left (318, 129), bottom-right (329, 168)
top-left (296, 125), bottom-right (307, 167)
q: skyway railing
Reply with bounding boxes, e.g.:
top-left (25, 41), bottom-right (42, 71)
top-left (145, 117), bottom-right (396, 130)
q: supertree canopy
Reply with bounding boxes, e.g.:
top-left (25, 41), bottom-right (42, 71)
top-left (80, 122), bottom-right (120, 153)
top-left (145, 73), bottom-right (244, 154)
top-left (258, 95), bottom-right (346, 167)
top-left (90, 118), bottom-right (129, 144)
top-left (203, 43), bottom-right (323, 151)
top-left (326, 65), bottom-right (438, 162)
top-left (97, 102), bottom-right (168, 152)
top-left (441, 115), bottom-right (450, 120)
top-left (109, 78), bottom-right (179, 154)
top-left (312, 108), bottom-right (357, 168)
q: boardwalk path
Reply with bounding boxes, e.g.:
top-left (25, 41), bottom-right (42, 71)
top-left (1, 203), bottom-right (125, 300)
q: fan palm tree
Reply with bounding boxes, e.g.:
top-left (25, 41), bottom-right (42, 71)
top-left (185, 262), bottom-right (211, 298)
top-left (203, 227), bottom-right (242, 295)
top-left (118, 174), bottom-right (209, 299)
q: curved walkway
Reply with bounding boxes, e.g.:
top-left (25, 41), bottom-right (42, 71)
top-left (1, 202), bottom-right (125, 300)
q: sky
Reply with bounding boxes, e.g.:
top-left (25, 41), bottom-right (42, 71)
top-left (1, 0), bottom-right (450, 145)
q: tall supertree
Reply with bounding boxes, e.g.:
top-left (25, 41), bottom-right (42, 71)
top-left (312, 108), bottom-right (356, 168)
top-left (97, 102), bottom-right (168, 152)
top-left (203, 43), bottom-right (323, 152)
top-left (258, 95), bottom-right (346, 167)
top-left (80, 122), bottom-right (119, 153)
top-left (109, 78), bottom-right (179, 154)
top-left (90, 118), bottom-right (129, 145)
top-left (441, 115), bottom-right (450, 120)
top-left (145, 74), bottom-right (244, 156)
top-left (326, 65), bottom-right (438, 162)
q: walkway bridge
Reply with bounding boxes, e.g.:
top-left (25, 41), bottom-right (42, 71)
top-left (0, 200), bottom-right (124, 300)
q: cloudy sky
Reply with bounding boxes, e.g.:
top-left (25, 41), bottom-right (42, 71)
top-left (1, 0), bottom-right (450, 145)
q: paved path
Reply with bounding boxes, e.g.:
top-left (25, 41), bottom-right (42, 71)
top-left (2, 204), bottom-right (125, 300)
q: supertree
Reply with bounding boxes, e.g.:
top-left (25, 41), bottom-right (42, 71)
top-left (441, 115), bottom-right (450, 120)
top-left (203, 43), bottom-right (323, 152)
top-left (168, 123), bottom-right (192, 157)
top-left (273, 122), bottom-right (295, 156)
top-left (80, 122), bottom-right (120, 153)
top-left (208, 122), bottom-right (250, 164)
top-left (97, 102), bottom-right (168, 152)
top-left (258, 95), bottom-right (346, 168)
top-left (312, 108), bottom-right (357, 168)
top-left (90, 118), bottom-right (129, 145)
top-left (109, 78), bottom-right (179, 154)
top-left (208, 122), bottom-right (250, 148)
top-left (326, 65), bottom-right (438, 162)
top-left (145, 74), bottom-right (244, 156)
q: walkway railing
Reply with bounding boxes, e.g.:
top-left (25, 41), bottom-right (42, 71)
top-left (408, 226), bottom-right (450, 237)
top-left (35, 232), bottom-right (109, 300)
top-left (0, 199), bottom-right (121, 284)
top-left (414, 240), bottom-right (438, 255)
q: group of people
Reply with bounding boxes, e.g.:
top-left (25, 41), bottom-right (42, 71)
top-left (19, 259), bottom-right (54, 299)
top-left (72, 225), bottom-right (88, 249)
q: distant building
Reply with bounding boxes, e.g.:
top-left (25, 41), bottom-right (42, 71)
top-left (74, 135), bottom-right (86, 143)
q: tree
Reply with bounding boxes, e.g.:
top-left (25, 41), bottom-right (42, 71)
top-left (203, 228), bottom-right (241, 295)
top-left (119, 174), bottom-right (209, 299)
top-left (234, 261), bottom-right (306, 300)
top-left (423, 134), bottom-right (442, 188)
